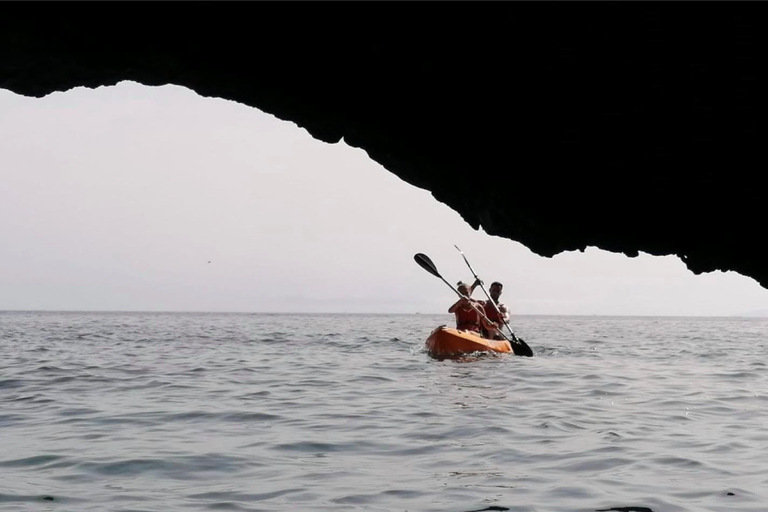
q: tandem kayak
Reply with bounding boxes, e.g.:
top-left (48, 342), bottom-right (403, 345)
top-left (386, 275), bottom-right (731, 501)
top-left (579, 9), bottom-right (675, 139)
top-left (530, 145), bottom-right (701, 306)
top-left (425, 325), bottom-right (512, 357)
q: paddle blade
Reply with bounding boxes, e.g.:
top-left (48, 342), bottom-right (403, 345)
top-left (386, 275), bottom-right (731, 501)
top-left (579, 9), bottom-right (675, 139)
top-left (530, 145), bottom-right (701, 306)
top-left (414, 253), bottom-right (442, 279)
top-left (511, 336), bottom-right (534, 357)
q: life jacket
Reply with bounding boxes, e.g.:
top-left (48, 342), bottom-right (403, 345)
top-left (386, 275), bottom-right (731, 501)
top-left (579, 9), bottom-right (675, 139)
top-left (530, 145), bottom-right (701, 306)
top-left (484, 300), bottom-right (502, 323)
top-left (454, 303), bottom-right (482, 333)
top-left (482, 300), bottom-right (506, 340)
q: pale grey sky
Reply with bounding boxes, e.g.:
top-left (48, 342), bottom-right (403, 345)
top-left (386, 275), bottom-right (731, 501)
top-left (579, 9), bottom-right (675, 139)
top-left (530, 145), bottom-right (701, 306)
top-left (2, 81), bottom-right (767, 316)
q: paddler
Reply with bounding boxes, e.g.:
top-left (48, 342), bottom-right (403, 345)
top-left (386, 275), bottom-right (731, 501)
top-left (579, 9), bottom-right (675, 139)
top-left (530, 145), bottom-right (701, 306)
top-left (448, 281), bottom-right (496, 334)
top-left (470, 280), bottom-right (510, 340)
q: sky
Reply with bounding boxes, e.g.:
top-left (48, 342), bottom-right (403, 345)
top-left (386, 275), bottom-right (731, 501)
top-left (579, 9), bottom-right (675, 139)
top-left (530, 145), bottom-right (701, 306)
top-left (2, 81), bottom-right (768, 316)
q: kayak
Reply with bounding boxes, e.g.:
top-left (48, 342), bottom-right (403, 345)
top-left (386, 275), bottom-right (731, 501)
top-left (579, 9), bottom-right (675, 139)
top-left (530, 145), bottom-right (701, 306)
top-left (425, 325), bottom-right (512, 357)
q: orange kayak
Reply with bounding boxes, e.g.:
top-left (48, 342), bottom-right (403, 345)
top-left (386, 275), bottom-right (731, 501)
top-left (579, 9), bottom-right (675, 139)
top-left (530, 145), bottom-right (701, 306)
top-left (425, 325), bottom-right (512, 357)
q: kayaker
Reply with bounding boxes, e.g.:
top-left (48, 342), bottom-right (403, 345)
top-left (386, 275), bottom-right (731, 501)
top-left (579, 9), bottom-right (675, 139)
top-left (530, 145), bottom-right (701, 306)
top-left (470, 280), bottom-right (510, 340)
top-left (448, 281), bottom-right (496, 334)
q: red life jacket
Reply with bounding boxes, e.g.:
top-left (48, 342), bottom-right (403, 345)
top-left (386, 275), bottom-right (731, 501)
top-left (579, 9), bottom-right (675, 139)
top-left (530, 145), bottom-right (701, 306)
top-left (481, 300), bottom-right (507, 340)
top-left (484, 301), bottom-right (502, 323)
top-left (454, 303), bottom-right (482, 333)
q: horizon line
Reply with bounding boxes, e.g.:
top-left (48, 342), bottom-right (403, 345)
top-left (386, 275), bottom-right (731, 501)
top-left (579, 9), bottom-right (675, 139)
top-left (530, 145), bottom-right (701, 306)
top-left (1, 309), bottom-right (766, 318)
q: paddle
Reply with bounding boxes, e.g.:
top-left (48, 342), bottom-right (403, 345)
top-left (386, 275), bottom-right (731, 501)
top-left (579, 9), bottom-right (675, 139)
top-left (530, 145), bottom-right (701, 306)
top-left (454, 245), bottom-right (534, 357)
top-left (413, 253), bottom-right (516, 348)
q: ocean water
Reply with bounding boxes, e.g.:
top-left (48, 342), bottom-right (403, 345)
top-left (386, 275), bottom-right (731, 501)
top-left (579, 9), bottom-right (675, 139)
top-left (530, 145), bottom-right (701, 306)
top-left (1, 311), bottom-right (767, 512)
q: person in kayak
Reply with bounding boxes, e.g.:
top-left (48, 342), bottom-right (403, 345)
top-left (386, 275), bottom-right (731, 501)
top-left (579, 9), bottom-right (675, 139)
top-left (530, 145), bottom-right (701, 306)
top-left (448, 281), bottom-right (496, 334)
top-left (469, 280), bottom-right (510, 340)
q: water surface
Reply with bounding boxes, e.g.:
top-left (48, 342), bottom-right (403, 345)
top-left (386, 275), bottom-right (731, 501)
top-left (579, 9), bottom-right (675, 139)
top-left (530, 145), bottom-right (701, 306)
top-left (1, 312), bottom-right (766, 512)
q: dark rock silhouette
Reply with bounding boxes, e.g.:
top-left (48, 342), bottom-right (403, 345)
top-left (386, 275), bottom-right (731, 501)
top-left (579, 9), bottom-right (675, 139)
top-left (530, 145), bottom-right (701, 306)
top-left (2, 4), bottom-right (766, 288)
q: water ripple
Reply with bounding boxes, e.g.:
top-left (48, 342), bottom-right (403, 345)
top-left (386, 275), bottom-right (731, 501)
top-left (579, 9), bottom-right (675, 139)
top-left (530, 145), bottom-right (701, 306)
top-left (1, 312), bottom-right (767, 511)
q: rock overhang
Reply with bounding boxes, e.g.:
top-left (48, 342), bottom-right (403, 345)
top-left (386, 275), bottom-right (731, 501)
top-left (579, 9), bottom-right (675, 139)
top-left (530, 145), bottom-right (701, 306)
top-left (1, 3), bottom-right (765, 287)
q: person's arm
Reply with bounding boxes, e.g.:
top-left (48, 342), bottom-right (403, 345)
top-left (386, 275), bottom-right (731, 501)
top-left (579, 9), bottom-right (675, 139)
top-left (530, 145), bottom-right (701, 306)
top-left (470, 278), bottom-right (482, 295)
top-left (448, 297), bottom-right (467, 313)
top-left (498, 303), bottom-right (510, 323)
top-left (480, 312), bottom-right (496, 331)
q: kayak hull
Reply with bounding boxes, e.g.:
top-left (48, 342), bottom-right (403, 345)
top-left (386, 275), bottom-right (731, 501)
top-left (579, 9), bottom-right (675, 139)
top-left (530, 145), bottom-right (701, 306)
top-left (425, 325), bottom-right (512, 357)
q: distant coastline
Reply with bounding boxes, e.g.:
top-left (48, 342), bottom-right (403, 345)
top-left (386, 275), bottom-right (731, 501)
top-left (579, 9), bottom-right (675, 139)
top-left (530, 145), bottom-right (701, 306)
top-left (739, 308), bottom-right (768, 317)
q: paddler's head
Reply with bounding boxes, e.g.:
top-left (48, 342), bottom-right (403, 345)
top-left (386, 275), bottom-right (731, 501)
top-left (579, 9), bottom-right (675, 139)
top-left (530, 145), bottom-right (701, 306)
top-left (457, 281), bottom-right (471, 297)
top-left (490, 281), bottom-right (503, 301)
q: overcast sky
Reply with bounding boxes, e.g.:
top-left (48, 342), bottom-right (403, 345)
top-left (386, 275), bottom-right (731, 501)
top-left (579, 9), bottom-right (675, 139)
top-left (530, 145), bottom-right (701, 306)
top-left (2, 81), bottom-right (768, 316)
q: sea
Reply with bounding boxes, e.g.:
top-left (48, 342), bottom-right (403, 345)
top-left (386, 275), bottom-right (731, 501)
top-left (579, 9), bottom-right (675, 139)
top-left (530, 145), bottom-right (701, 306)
top-left (1, 311), bottom-right (767, 512)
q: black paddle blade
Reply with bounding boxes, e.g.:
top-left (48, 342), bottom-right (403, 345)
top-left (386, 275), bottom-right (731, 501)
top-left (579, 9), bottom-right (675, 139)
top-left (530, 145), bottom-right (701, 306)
top-left (414, 253), bottom-right (442, 279)
top-left (511, 336), bottom-right (534, 357)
